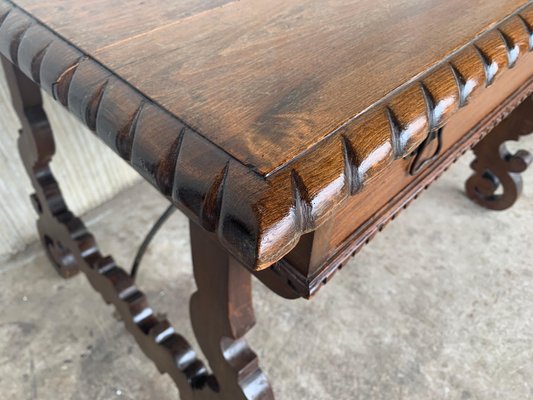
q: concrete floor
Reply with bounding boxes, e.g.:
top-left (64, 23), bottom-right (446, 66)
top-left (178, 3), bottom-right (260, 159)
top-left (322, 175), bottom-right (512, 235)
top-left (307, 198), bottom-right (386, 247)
top-left (1, 139), bottom-right (533, 400)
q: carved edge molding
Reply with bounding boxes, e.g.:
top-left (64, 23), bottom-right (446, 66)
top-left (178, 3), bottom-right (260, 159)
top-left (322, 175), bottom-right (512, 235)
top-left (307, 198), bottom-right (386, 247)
top-left (0, 1), bottom-right (269, 269)
top-left (302, 76), bottom-right (533, 298)
top-left (2, 54), bottom-right (273, 399)
top-left (1, 1), bottom-right (533, 270)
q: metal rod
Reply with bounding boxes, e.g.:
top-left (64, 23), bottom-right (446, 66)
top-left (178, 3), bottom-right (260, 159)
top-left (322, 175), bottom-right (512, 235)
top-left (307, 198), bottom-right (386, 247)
top-left (130, 203), bottom-right (177, 279)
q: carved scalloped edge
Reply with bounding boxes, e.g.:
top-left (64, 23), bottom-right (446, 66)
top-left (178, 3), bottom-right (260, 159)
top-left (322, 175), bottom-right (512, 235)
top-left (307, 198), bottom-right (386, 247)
top-left (301, 76), bottom-right (533, 298)
top-left (51, 222), bottom-right (214, 395)
top-left (1, 1), bottom-right (533, 270)
top-left (7, 49), bottom-right (271, 398)
top-left (0, 2), bottom-right (267, 268)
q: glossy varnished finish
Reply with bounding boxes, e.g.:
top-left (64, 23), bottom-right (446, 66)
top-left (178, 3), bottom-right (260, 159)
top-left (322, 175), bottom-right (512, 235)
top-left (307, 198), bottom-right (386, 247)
top-left (2, 56), bottom-right (273, 399)
top-left (0, 1), bottom-right (532, 269)
top-left (3, 2), bottom-right (533, 397)
top-left (278, 78), bottom-right (533, 297)
top-left (7, 0), bottom-right (529, 173)
top-left (273, 51), bottom-right (533, 297)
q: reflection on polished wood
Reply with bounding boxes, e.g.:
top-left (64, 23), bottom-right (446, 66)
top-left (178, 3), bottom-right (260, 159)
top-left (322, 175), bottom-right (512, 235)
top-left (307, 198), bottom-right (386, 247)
top-left (2, 56), bottom-right (273, 400)
top-left (1, 1), bottom-right (533, 398)
top-left (0, 1), bottom-right (533, 269)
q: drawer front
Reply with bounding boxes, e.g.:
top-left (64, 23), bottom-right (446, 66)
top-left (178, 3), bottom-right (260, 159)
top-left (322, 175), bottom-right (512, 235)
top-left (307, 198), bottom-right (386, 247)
top-left (276, 52), bottom-right (533, 298)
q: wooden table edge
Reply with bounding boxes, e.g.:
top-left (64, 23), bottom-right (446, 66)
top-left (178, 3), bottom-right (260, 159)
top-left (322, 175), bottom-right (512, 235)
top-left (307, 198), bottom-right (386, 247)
top-left (282, 75), bottom-right (533, 298)
top-left (1, 0), bottom-right (532, 272)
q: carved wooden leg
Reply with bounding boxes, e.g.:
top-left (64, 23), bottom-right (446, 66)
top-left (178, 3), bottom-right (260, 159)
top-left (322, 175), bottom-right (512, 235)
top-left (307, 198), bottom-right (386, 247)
top-left (190, 223), bottom-right (274, 400)
top-left (2, 56), bottom-right (274, 399)
top-left (2, 55), bottom-right (79, 278)
top-left (466, 96), bottom-right (533, 210)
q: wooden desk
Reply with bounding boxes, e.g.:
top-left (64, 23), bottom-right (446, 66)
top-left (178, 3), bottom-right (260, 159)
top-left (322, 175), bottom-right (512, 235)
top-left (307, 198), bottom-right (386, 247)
top-left (1, 1), bottom-right (532, 398)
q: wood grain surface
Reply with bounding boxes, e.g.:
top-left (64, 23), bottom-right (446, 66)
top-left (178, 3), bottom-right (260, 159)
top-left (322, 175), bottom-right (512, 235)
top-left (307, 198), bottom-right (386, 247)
top-left (1, 0), bottom-right (533, 270)
top-left (10, 0), bottom-right (529, 173)
top-left (280, 66), bottom-right (533, 298)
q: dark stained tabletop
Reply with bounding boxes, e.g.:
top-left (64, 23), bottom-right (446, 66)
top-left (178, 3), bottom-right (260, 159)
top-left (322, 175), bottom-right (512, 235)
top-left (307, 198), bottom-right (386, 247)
top-left (10, 0), bottom-right (530, 173)
top-left (1, 0), bottom-right (532, 269)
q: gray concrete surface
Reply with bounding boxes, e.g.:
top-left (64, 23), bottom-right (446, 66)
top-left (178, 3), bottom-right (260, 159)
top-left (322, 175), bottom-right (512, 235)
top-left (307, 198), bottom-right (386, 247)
top-left (1, 140), bottom-right (533, 400)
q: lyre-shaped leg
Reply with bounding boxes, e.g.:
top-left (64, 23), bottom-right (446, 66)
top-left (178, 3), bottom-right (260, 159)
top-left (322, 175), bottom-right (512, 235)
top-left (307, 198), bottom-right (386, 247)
top-left (466, 96), bottom-right (533, 210)
top-left (2, 55), bottom-right (79, 278)
top-left (190, 223), bottom-right (274, 400)
top-left (1, 56), bottom-right (274, 399)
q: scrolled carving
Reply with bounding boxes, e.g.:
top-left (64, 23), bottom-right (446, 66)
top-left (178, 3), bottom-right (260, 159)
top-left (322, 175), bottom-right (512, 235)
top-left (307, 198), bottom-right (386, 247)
top-left (190, 224), bottom-right (275, 400)
top-left (277, 80), bottom-right (533, 299)
top-left (1, 1), bottom-right (533, 271)
top-left (466, 96), bottom-right (533, 210)
top-left (1, 55), bottom-right (274, 400)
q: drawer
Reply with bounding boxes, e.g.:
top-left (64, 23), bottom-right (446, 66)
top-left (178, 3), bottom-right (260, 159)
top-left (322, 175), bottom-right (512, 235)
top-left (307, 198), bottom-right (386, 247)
top-left (269, 50), bottom-right (533, 298)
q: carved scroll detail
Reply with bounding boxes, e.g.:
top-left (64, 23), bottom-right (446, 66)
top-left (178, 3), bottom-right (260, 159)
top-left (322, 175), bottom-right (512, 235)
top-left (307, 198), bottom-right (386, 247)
top-left (278, 80), bottom-right (533, 298)
top-left (1, 56), bottom-right (273, 400)
top-left (466, 96), bottom-right (533, 210)
top-left (1, 2), bottom-right (533, 270)
top-left (190, 224), bottom-right (275, 400)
